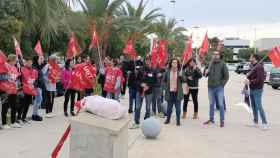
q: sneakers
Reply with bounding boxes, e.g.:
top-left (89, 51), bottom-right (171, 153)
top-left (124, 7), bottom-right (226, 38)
top-left (248, 122), bottom-right (259, 128)
top-left (32, 115), bottom-right (43, 121)
top-left (11, 123), bottom-right (23, 128)
top-left (220, 121), bottom-right (225, 128)
top-left (203, 120), bottom-right (215, 125)
top-left (70, 112), bottom-right (76, 116)
top-left (261, 124), bottom-right (269, 131)
top-left (176, 121), bottom-right (181, 126)
top-left (158, 112), bottom-right (165, 118)
top-left (45, 113), bottom-right (55, 118)
top-left (22, 119), bottom-right (31, 124)
top-left (16, 120), bottom-right (24, 126)
top-left (64, 112), bottom-right (69, 117)
top-left (2, 125), bottom-right (11, 129)
top-left (129, 123), bottom-right (140, 129)
top-left (164, 120), bottom-right (170, 124)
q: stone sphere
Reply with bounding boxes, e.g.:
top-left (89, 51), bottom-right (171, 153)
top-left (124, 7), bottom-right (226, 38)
top-left (141, 117), bottom-right (161, 139)
top-left (161, 101), bottom-right (168, 115)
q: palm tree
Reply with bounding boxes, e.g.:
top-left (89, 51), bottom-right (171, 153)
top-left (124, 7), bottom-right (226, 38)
top-left (81, 0), bottom-right (126, 57)
top-left (18, 0), bottom-right (84, 54)
top-left (153, 17), bottom-right (188, 56)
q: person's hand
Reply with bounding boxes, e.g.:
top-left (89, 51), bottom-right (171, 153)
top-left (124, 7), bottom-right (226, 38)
top-left (193, 64), bottom-right (197, 69)
top-left (188, 76), bottom-right (193, 80)
top-left (244, 78), bottom-right (250, 85)
top-left (179, 70), bottom-right (183, 77)
top-left (157, 73), bottom-right (162, 78)
top-left (205, 69), bottom-right (209, 75)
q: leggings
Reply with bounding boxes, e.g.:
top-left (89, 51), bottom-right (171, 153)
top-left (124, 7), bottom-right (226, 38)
top-left (183, 89), bottom-right (199, 113)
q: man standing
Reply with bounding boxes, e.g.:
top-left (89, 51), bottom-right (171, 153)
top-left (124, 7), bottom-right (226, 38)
top-left (203, 51), bottom-right (229, 128)
top-left (245, 54), bottom-right (269, 130)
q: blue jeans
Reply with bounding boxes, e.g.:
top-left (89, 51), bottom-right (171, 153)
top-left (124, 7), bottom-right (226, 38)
top-left (144, 94), bottom-right (153, 120)
top-left (134, 92), bottom-right (144, 124)
top-left (128, 88), bottom-right (137, 112)
top-left (166, 92), bottom-right (182, 122)
top-left (208, 86), bottom-right (225, 122)
top-left (250, 89), bottom-right (268, 124)
top-left (33, 88), bottom-right (42, 116)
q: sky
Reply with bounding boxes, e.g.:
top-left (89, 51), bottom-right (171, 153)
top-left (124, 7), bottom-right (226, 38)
top-left (74, 0), bottom-right (280, 41)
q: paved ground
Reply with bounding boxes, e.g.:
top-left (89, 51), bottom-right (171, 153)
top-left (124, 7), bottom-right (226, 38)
top-left (0, 71), bottom-right (279, 158)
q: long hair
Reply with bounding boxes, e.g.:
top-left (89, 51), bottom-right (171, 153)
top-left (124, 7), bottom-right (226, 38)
top-left (168, 58), bottom-right (181, 70)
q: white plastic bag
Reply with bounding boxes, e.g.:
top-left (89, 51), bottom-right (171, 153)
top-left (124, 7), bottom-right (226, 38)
top-left (82, 95), bottom-right (127, 120)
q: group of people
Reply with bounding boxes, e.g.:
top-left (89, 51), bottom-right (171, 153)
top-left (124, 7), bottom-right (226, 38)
top-left (0, 39), bottom-right (269, 131)
top-left (0, 54), bottom-right (61, 129)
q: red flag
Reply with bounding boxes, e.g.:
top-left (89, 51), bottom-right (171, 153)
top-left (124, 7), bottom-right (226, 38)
top-left (123, 40), bottom-right (137, 60)
top-left (151, 39), bottom-right (158, 67)
top-left (13, 36), bottom-right (22, 57)
top-left (89, 26), bottom-right (98, 49)
top-left (70, 63), bottom-right (87, 91)
top-left (48, 59), bottom-right (60, 84)
top-left (268, 46), bottom-right (280, 67)
top-left (199, 32), bottom-right (209, 56)
top-left (182, 35), bottom-right (193, 63)
top-left (34, 40), bottom-right (43, 56)
top-left (66, 34), bottom-right (81, 59)
top-left (0, 50), bottom-right (8, 73)
top-left (158, 39), bottom-right (167, 68)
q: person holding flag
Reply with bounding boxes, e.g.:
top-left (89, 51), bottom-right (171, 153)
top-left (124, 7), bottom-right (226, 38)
top-left (18, 56), bottom-right (38, 124)
top-left (82, 55), bottom-right (97, 97)
top-left (31, 55), bottom-right (45, 121)
top-left (0, 54), bottom-right (22, 129)
top-left (42, 55), bottom-right (60, 118)
top-left (32, 40), bottom-right (45, 121)
top-left (245, 54), bottom-right (269, 130)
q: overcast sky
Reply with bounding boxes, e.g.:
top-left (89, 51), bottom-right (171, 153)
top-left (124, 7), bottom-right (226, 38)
top-left (75, 0), bottom-right (280, 40)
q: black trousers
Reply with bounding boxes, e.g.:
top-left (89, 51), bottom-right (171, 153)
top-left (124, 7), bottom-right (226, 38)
top-left (121, 77), bottom-right (127, 95)
top-left (183, 89), bottom-right (199, 113)
top-left (64, 89), bottom-right (76, 113)
top-left (46, 91), bottom-right (55, 114)
top-left (18, 94), bottom-right (33, 121)
top-left (1, 94), bottom-right (17, 125)
top-left (85, 88), bottom-right (94, 97)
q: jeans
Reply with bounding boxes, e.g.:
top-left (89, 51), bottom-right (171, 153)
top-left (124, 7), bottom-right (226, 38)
top-left (250, 89), bottom-right (268, 124)
top-left (134, 92), bottom-right (144, 124)
top-left (128, 88), bottom-right (137, 113)
top-left (183, 89), bottom-right (198, 113)
top-left (144, 94), bottom-right (153, 120)
top-left (152, 87), bottom-right (163, 114)
top-left (33, 88), bottom-right (42, 116)
top-left (208, 86), bottom-right (225, 122)
top-left (166, 92), bottom-right (182, 122)
top-left (106, 92), bottom-right (114, 99)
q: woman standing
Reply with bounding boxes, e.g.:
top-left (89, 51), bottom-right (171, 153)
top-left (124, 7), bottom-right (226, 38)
top-left (164, 58), bottom-right (184, 126)
top-left (182, 58), bottom-right (202, 119)
top-left (61, 59), bottom-right (76, 116)
top-left (0, 54), bottom-right (21, 128)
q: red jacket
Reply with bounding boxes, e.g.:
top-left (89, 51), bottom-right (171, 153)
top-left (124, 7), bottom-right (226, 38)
top-left (21, 66), bottom-right (38, 96)
top-left (82, 63), bottom-right (97, 89)
top-left (104, 66), bottom-right (117, 93)
top-left (0, 64), bottom-right (20, 94)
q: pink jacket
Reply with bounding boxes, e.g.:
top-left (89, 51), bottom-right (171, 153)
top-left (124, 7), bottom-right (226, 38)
top-left (61, 68), bottom-right (72, 89)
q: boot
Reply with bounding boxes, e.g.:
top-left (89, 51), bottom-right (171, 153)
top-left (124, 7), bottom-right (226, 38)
top-left (182, 112), bottom-right (187, 119)
top-left (192, 112), bottom-right (198, 119)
